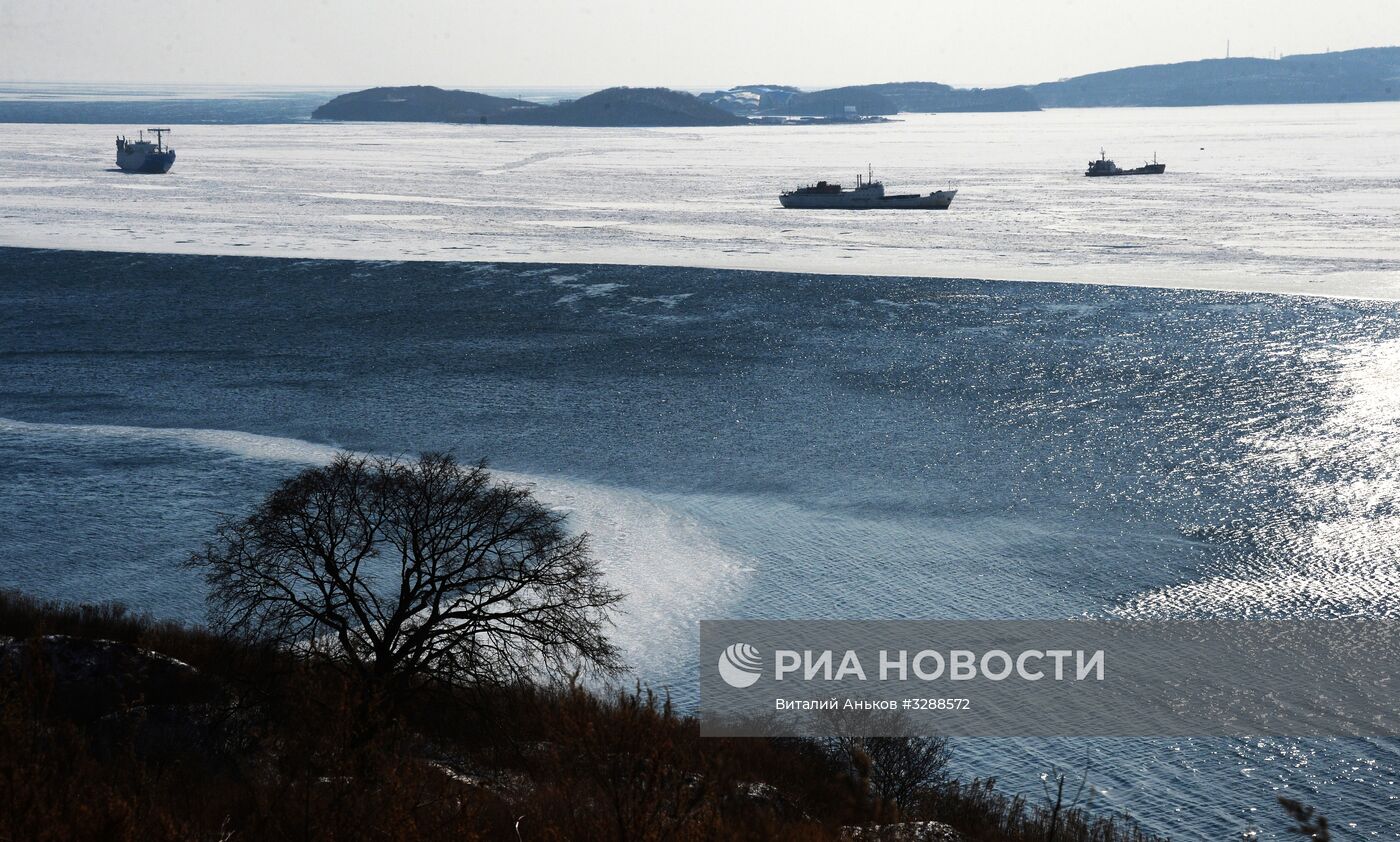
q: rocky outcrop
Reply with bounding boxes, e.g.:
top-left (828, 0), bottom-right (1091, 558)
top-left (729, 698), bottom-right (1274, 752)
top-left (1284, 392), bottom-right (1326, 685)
top-left (0, 635), bottom-right (236, 761)
top-left (0, 635), bottom-right (216, 714)
top-left (842, 820), bottom-right (963, 841)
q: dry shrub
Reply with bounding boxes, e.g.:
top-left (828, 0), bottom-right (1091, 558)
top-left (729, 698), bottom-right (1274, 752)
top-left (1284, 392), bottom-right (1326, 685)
top-left (0, 589), bottom-right (1171, 842)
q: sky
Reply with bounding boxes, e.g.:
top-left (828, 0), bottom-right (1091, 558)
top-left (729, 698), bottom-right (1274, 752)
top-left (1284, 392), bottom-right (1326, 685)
top-left (2, 0), bottom-right (1399, 90)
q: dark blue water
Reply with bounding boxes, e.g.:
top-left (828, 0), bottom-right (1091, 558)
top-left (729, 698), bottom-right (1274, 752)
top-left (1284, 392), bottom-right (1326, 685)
top-left (2, 247), bottom-right (1397, 837)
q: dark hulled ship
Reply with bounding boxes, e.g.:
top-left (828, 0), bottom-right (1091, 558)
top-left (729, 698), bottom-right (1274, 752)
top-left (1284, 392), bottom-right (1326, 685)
top-left (780, 168), bottom-right (956, 209)
top-left (1085, 149), bottom-right (1164, 177)
top-left (116, 128), bottom-right (176, 174)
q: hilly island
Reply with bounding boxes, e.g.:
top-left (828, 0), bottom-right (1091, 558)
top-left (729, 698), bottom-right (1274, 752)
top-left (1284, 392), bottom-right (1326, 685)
top-left (312, 86), bottom-right (747, 126)
top-left (311, 46), bottom-right (1400, 126)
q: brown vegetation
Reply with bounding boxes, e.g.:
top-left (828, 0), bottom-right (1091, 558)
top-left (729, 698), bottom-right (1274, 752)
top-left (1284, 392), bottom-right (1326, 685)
top-left (0, 588), bottom-right (1185, 841)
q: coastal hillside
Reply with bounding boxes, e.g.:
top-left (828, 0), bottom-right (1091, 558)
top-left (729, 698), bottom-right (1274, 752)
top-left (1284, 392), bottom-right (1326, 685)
top-left (700, 82), bottom-right (1040, 115)
top-left (696, 84), bottom-right (803, 116)
top-left (773, 82), bottom-right (1040, 115)
top-left (1031, 46), bottom-right (1400, 107)
top-left (768, 85), bottom-right (899, 116)
top-left (311, 85), bottom-right (534, 121)
top-left (861, 82), bottom-right (1041, 112)
top-left (0, 587), bottom-right (1176, 842)
top-left (310, 48), bottom-right (1400, 126)
top-left (500, 86), bottom-right (746, 127)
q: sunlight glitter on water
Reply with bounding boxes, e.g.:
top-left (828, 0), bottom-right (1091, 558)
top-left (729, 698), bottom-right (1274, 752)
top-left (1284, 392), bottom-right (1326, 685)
top-left (1116, 338), bottom-right (1400, 619)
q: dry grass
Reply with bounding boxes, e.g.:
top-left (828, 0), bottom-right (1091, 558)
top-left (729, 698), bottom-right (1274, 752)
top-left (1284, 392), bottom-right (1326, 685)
top-left (0, 588), bottom-right (1174, 841)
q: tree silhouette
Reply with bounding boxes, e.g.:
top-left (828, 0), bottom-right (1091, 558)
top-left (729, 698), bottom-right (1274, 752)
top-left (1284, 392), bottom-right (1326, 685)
top-left (187, 453), bottom-right (623, 688)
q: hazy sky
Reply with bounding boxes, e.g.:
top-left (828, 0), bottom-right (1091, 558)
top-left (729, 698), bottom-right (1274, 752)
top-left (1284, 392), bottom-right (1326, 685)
top-left (3, 0), bottom-right (1398, 90)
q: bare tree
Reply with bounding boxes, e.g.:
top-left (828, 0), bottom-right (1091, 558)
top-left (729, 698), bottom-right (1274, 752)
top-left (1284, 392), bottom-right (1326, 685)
top-left (860, 732), bottom-right (952, 809)
top-left (814, 708), bottom-right (951, 810)
top-left (186, 453), bottom-right (624, 688)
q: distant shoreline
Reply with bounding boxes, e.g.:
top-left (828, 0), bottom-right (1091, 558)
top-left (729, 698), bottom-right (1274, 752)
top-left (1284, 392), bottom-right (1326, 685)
top-left (5, 45), bottom-right (1397, 124)
top-left (3, 97), bottom-right (1399, 125)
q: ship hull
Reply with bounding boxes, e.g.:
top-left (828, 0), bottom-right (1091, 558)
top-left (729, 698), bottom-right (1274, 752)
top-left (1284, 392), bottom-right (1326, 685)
top-left (780, 189), bottom-right (956, 209)
top-left (116, 150), bottom-right (176, 174)
top-left (1085, 164), bottom-right (1165, 177)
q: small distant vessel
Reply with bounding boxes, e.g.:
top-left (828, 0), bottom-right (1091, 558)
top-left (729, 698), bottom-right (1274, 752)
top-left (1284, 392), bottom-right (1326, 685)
top-left (780, 167), bottom-right (956, 209)
top-left (115, 128), bottom-right (176, 173)
top-left (1085, 149), bottom-right (1165, 177)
